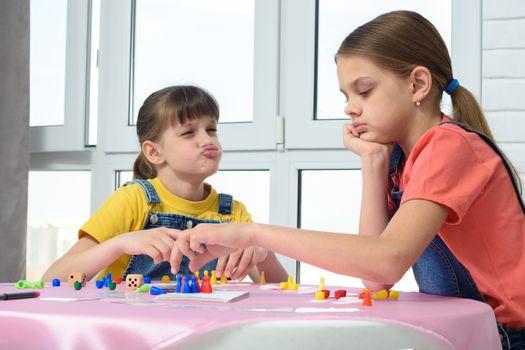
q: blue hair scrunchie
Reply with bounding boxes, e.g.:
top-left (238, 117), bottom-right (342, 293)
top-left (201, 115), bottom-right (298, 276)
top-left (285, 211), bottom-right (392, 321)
top-left (445, 79), bottom-right (459, 95)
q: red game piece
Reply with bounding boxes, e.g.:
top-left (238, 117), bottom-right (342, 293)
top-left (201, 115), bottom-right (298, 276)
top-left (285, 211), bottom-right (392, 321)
top-left (322, 289), bottom-right (330, 299)
top-left (334, 290), bottom-right (347, 299)
top-left (201, 276), bottom-right (213, 293)
top-left (114, 276), bottom-right (122, 284)
top-left (362, 291), bottom-right (372, 306)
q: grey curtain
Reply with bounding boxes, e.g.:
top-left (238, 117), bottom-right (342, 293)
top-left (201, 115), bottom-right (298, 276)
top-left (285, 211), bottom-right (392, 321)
top-left (0, 0), bottom-right (29, 282)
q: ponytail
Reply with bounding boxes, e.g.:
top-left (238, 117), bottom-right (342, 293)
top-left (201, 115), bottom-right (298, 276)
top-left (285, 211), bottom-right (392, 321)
top-left (133, 152), bottom-right (156, 180)
top-left (450, 85), bottom-right (494, 141)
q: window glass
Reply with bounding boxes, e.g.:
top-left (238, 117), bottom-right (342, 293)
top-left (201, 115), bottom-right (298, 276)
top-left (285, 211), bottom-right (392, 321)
top-left (299, 169), bottom-right (418, 291)
top-left (27, 171), bottom-right (91, 280)
top-left (30, 0), bottom-right (68, 126)
top-left (131, 0), bottom-right (255, 125)
top-left (316, 0), bottom-right (452, 119)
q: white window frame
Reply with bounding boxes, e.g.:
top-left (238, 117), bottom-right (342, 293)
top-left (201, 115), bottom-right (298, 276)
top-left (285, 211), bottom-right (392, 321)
top-left (98, 0), bottom-right (280, 153)
top-left (30, 0), bottom-right (90, 152)
top-left (283, 0), bottom-right (482, 149)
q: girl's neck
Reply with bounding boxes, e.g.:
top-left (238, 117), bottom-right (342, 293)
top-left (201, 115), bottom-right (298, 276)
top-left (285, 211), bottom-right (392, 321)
top-left (399, 111), bottom-right (444, 156)
top-left (157, 175), bottom-right (208, 201)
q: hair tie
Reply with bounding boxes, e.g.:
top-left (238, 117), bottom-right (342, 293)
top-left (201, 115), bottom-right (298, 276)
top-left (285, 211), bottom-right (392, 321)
top-left (445, 79), bottom-right (459, 95)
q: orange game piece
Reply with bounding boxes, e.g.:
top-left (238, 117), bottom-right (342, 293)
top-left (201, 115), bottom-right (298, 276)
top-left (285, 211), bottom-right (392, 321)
top-left (259, 271), bottom-right (266, 285)
top-left (362, 291), bottom-right (372, 306)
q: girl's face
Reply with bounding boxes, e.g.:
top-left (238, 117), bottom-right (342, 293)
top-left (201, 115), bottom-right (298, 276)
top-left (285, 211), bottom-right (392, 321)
top-left (155, 115), bottom-right (221, 184)
top-left (336, 55), bottom-right (415, 144)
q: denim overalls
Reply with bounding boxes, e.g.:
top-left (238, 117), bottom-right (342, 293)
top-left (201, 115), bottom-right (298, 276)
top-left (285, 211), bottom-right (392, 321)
top-left (122, 179), bottom-right (233, 281)
top-left (389, 121), bottom-right (525, 349)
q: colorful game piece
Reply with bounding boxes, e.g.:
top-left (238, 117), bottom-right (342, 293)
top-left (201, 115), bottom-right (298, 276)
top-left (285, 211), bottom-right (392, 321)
top-left (358, 289), bottom-right (371, 299)
top-left (362, 291), bottom-right (372, 306)
top-left (176, 275), bottom-right (182, 293)
top-left (191, 276), bottom-right (199, 293)
top-left (68, 272), bottom-right (87, 287)
top-left (201, 275), bottom-right (213, 293)
top-left (334, 290), bottom-right (347, 299)
top-left (126, 274), bottom-right (144, 289)
top-left (108, 281), bottom-right (117, 290)
top-left (287, 275), bottom-right (294, 285)
top-left (322, 289), bottom-right (330, 299)
top-left (95, 280), bottom-right (104, 289)
top-left (204, 270), bottom-right (209, 277)
top-left (16, 280), bottom-right (45, 289)
top-left (73, 281), bottom-right (82, 290)
top-left (314, 290), bottom-right (325, 300)
top-left (210, 271), bottom-right (217, 285)
top-left (280, 282), bottom-right (289, 290)
top-left (150, 286), bottom-right (167, 295)
top-left (136, 284), bottom-right (151, 293)
top-left (259, 271), bottom-right (266, 285)
top-left (389, 290), bottom-right (400, 300)
top-left (144, 276), bottom-right (152, 284)
top-left (183, 277), bottom-right (192, 293)
top-left (194, 272), bottom-right (201, 292)
top-left (373, 289), bottom-right (389, 299)
top-left (114, 276), bottom-right (122, 284)
top-left (318, 277), bottom-right (325, 291)
top-left (104, 273), bottom-right (112, 287)
top-left (220, 274), bottom-right (227, 285)
top-left (51, 279), bottom-right (60, 287)
top-left (290, 283), bottom-right (299, 291)
top-left (161, 275), bottom-right (170, 283)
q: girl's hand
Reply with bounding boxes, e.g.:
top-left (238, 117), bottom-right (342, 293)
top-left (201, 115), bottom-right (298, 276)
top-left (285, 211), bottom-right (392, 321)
top-left (215, 246), bottom-right (268, 281)
top-left (114, 227), bottom-right (179, 265)
top-left (343, 123), bottom-right (392, 158)
top-left (169, 223), bottom-right (256, 274)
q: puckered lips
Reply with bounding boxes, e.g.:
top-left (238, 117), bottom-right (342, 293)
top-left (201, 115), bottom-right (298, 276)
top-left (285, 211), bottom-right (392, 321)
top-left (202, 144), bottom-right (220, 158)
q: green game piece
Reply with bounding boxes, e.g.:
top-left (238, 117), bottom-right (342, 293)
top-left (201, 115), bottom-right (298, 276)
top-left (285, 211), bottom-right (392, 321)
top-left (108, 281), bottom-right (117, 290)
top-left (74, 281), bottom-right (82, 290)
top-left (136, 284), bottom-right (151, 293)
top-left (16, 280), bottom-right (45, 289)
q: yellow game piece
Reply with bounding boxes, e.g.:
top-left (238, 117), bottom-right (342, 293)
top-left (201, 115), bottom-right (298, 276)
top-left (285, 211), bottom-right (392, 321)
top-left (287, 275), bottom-right (293, 285)
top-left (290, 283), bottom-right (299, 291)
top-left (389, 290), bottom-right (400, 300)
top-left (259, 271), bottom-right (266, 285)
top-left (220, 274), bottom-right (227, 284)
top-left (318, 277), bottom-right (325, 291)
top-left (210, 270), bottom-right (217, 285)
top-left (373, 289), bottom-right (389, 299)
top-left (315, 290), bottom-right (325, 300)
top-left (280, 282), bottom-right (289, 290)
top-left (161, 275), bottom-right (170, 283)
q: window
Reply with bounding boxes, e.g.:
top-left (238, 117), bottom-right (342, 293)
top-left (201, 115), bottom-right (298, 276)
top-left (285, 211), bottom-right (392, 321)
top-left (27, 171), bottom-right (91, 280)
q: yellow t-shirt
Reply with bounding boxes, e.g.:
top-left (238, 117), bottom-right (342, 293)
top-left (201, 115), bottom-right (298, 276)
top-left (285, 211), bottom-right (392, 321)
top-left (79, 178), bottom-right (252, 278)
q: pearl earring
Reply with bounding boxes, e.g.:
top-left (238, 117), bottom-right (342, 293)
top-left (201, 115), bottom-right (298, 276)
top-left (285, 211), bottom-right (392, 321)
top-left (416, 101), bottom-right (421, 107)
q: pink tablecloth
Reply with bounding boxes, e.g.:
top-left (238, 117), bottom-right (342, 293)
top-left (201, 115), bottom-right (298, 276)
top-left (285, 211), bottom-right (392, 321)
top-left (0, 282), bottom-right (501, 349)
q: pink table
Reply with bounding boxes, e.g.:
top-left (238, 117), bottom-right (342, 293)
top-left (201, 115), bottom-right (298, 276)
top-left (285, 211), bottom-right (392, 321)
top-left (0, 282), bottom-right (501, 349)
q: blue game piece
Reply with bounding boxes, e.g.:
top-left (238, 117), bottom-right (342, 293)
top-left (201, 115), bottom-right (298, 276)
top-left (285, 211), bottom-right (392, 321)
top-left (191, 276), bottom-right (198, 293)
top-left (104, 273), bottom-right (112, 287)
top-left (95, 280), bottom-right (104, 289)
top-left (150, 286), bottom-right (167, 295)
top-left (52, 278), bottom-right (60, 287)
top-left (144, 276), bottom-right (151, 284)
top-left (176, 275), bottom-right (182, 293)
top-left (183, 276), bottom-right (192, 294)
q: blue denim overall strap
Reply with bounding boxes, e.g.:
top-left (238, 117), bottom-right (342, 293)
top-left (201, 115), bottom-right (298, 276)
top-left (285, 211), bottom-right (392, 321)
top-left (121, 180), bottom-right (233, 280)
top-left (389, 143), bottom-right (485, 301)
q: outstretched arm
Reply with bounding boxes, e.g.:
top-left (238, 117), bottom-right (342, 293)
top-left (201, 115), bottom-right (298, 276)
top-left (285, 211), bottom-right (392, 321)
top-left (42, 227), bottom-right (179, 281)
top-left (172, 199), bottom-right (447, 286)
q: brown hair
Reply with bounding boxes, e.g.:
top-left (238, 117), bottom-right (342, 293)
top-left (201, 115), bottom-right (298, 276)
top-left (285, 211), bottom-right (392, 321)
top-left (133, 85), bottom-right (220, 180)
top-left (336, 10), bottom-right (521, 191)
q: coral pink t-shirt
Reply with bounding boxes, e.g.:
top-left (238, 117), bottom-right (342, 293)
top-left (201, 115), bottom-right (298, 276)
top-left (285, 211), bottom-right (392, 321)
top-left (399, 122), bottom-right (525, 328)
